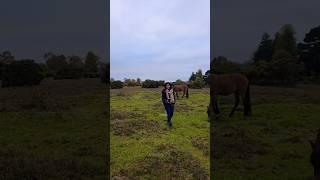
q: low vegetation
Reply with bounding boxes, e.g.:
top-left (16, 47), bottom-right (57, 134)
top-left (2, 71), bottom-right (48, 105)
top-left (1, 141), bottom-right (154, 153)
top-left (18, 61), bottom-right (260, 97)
top-left (110, 87), bottom-right (210, 179)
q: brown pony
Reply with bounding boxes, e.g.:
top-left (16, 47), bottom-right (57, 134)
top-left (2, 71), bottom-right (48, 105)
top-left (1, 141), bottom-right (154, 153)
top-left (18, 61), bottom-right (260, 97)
top-left (310, 129), bottom-right (320, 179)
top-left (173, 84), bottom-right (189, 99)
top-left (208, 73), bottom-right (251, 117)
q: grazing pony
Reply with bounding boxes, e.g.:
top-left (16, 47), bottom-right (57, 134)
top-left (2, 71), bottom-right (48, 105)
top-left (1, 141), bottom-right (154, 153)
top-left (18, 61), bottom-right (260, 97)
top-left (173, 84), bottom-right (189, 99)
top-left (310, 129), bottom-right (320, 180)
top-left (207, 73), bottom-right (251, 117)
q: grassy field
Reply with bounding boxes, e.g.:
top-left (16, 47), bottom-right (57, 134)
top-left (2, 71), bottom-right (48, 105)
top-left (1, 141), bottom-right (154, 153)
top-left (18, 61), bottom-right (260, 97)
top-left (0, 78), bottom-right (108, 179)
top-left (2, 78), bottom-right (319, 179)
top-left (212, 84), bottom-right (320, 180)
top-left (110, 87), bottom-right (210, 179)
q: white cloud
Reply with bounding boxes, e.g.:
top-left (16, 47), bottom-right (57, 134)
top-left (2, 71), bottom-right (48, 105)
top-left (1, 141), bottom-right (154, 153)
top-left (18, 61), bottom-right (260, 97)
top-left (111, 0), bottom-right (210, 81)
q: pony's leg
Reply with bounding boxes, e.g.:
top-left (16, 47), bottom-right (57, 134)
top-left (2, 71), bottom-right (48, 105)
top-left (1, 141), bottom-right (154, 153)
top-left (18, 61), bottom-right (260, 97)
top-left (242, 94), bottom-right (250, 116)
top-left (212, 96), bottom-right (220, 114)
top-left (214, 96), bottom-right (220, 114)
top-left (229, 93), bottom-right (240, 117)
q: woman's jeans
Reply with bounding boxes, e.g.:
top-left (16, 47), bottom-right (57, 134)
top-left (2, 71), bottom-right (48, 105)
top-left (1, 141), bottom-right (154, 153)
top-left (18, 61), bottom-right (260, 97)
top-left (163, 102), bottom-right (174, 126)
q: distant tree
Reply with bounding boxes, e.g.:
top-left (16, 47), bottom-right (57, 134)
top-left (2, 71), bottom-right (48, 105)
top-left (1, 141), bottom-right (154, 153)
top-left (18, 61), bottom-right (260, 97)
top-left (68, 56), bottom-right (84, 69)
top-left (45, 53), bottom-right (68, 73)
top-left (125, 79), bottom-right (137, 87)
top-left (204, 70), bottom-right (211, 85)
top-left (38, 63), bottom-right (52, 78)
top-left (189, 76), bottom-right (204, 89)
top-left (248, 50), bottom-right (302, 86)
top-left (136, 78), bottom-right (141, 86)
top-left (100, 63), bottom-right (108, 84)
top-left (158, 80), bottom-right (165, 87)
top-left (270, 50), bottom-right (303, 85)
top-left (273, 24), bottom-right (298, 56)
top-left (110, 80), bottom-right (123, 89)
top-left (195, 69), bottom-right (203, 79)
top-left (2, 60), bottom-right (44, 87)
top-left (54, 68), bottom-right (83, 80)
top-left (123, 78), bottom-right (133, 86)
top-left (298, 25), bottom-right (320, 75)
top-left (85, 51), bottom-right (99, 73)
top-left (142, 79), bottom-right (160, 88)
top-left (174, 79), bottom-right (185, 85)
top-left (0, 51), bottom-right (15, 63)
top-left (253, 33), bottom-right (273, 63)
top-left (211, 56), bottom-right (240, 74)
top-left (189, 72), bottom-right (196, 81)
top-left (0, 51), bottom-right (15, 80)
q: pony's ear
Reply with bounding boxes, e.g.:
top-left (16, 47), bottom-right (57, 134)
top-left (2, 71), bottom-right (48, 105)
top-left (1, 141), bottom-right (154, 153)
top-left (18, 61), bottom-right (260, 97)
top-left (310, 140), bottom-right (316, 149)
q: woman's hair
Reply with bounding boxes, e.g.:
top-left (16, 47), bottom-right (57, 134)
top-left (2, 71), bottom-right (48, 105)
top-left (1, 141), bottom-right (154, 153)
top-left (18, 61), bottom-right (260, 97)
top-left (164, 82), bottom-right (172, 89)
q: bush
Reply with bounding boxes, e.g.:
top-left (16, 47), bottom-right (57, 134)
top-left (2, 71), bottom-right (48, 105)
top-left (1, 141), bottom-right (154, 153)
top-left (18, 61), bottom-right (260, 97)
top-left (246, 50), bottom-right (303, 86)
top-left (142, 79), bottom-right (161, 88)
top-left (189, 77), bottom-right (204, 89)
top-left (0, 62), bottom-right (4, 80)
top-left (2, 60), bottom-right (44, 87)
top-left (54, 67), bottom-right (83, 80)
top-left (100, 64), bottom-right (108, 84)
top-left (111, 80), bottom-right (123, 89)
top-left (83, 72), bottom-right (100, 78)
top-left (173, 79), bottom-right (185, 85)
top-left (211, 56), bottom-right (241, 74)
top-left (124, 78), bottom-right (139, 87)
top-left (158, 80), bottom-right (165, 87)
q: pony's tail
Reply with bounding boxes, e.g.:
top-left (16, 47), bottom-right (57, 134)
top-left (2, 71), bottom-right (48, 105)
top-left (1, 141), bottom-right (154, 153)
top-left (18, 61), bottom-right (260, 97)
top-left (186, 87), bottom-right (189, 98)
top-left (244, 83), bottom-right (251, 116)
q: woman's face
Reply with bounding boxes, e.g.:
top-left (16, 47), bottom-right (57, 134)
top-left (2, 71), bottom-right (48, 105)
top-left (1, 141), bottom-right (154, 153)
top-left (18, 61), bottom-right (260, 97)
top-left (166, 84), bottom-right (170, 89)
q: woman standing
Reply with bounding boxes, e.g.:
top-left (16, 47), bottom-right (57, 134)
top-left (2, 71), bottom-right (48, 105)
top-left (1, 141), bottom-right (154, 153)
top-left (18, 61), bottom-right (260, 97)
top-left (162, 82), bottom-right (175, 127)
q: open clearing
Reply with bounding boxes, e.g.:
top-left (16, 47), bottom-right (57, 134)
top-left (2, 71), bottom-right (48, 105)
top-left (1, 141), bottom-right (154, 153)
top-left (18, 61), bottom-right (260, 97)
top-left (110, 87), bottom-right (210, 179)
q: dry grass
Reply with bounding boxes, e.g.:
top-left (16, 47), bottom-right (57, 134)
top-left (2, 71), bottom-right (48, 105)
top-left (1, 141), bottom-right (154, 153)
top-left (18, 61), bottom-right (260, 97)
top-left (113, 144), bottom-right (209, 180)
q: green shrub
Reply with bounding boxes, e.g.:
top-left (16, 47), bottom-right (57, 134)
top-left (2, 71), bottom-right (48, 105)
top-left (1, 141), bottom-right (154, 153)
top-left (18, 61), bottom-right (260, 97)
top-left (142, 79), bottom-right (161, 88)
top-left (54, 68), bottom-right (83, 80)
top-left (189, 77), bottom-right (204, 89)
top-left (111, 80), bottom-right (124, 89)
top-left (247, 50), bottom-right (303, 86)
top-left (2, 60), bottom-right (44, 87)
top-left (100, 64), bottom-right (108, 84)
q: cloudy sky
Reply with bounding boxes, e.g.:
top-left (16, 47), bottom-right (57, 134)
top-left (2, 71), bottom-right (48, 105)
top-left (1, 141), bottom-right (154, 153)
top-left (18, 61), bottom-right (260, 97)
top-left (213, 0), bottom-right (320, 62)
top-left (110, 0), bottom-right (210, 81)
top-left (0, 0), bottom-right (107, 62)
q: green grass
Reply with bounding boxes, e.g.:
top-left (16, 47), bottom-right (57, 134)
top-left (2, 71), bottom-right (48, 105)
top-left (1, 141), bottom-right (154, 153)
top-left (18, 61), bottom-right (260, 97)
top-left (212, 84), bottom-right (320, 180)
top-left (0, 78), bottom-right (108, 179)
top-left (110, 87), bottom-right (210, 179)
top-left (2, 79), bottom-right (318, 179)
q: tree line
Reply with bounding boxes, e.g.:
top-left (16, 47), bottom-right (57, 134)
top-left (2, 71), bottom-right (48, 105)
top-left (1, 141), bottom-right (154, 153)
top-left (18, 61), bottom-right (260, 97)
top-left (0, 51), bottom-right (108, 87)
top-left (211, 24), bottom-right (320, 86)
top-left (110, 69), bottom-right (209, 89)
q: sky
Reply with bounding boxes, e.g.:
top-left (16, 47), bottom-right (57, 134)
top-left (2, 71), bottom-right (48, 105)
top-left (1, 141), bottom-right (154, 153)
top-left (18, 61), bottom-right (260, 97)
top-left (213, 0), bottom-right (320, 62)
top-left (0, 0), bottom-right (107, 62)
top-left (110, 0), bottom-right (210, 81)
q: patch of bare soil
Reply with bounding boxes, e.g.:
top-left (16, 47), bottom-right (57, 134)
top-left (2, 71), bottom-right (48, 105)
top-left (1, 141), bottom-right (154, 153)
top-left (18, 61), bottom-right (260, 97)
top-left (111, 119), bottom-right (160, 136)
